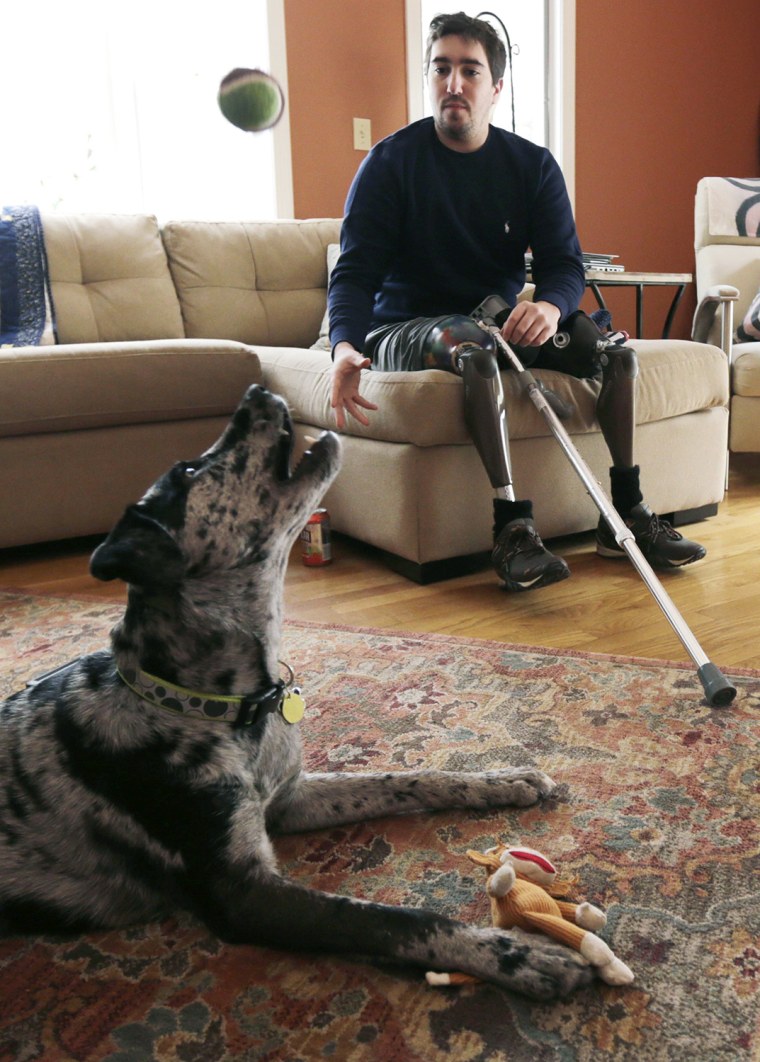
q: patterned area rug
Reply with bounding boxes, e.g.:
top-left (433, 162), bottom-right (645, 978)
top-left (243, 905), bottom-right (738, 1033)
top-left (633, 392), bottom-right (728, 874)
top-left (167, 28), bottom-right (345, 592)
top-left (0, 590), bottom-right (758, 1062)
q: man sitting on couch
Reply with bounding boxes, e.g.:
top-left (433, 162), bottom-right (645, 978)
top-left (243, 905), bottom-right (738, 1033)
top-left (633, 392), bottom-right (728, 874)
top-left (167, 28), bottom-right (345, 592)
top-left (328, 11), bottom-right (705, 592)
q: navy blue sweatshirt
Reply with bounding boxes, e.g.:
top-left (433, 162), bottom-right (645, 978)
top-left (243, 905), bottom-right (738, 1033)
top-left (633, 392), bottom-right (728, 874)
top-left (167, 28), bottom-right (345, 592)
top-left (328, 117), bottom-right (585, 355)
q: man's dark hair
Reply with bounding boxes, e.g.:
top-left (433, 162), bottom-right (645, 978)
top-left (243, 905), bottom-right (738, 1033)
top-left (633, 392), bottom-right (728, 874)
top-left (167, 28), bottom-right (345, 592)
top-left (424, 11), bottom-right (507, 84)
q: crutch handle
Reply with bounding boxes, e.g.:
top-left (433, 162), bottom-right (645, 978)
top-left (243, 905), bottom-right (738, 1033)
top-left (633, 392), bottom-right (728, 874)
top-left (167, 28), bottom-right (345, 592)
top-left (697, 663), bottom-right (737, 708)
top-left (471, 294), bottom-right (512, 329)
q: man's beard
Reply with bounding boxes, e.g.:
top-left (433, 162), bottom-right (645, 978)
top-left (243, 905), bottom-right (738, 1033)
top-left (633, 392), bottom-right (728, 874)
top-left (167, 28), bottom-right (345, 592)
top-left (436, 107), bottom-right (474, 142)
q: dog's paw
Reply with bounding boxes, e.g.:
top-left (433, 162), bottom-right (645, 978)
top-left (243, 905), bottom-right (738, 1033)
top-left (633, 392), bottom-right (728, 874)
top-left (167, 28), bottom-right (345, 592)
top-left (483, 767), bottom-right (557, 807)
top-left (460, 927), bottom-right (597, 1001)
top-left (503, 929), bottom-right (598, 999)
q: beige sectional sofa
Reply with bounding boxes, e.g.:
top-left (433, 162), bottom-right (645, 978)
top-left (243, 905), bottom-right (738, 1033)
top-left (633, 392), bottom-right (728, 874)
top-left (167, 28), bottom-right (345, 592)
top-left (0, 212), bottom-right (730, 582)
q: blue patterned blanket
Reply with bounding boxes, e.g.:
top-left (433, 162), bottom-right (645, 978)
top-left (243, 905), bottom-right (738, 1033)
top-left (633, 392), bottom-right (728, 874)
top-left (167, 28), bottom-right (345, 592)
top-left (0, 204), bottom-right (56, 346)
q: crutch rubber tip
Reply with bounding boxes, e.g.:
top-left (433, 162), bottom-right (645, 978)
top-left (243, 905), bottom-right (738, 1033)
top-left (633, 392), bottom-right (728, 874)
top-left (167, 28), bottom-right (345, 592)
top-left (697, 663), bottom-right (737, 707)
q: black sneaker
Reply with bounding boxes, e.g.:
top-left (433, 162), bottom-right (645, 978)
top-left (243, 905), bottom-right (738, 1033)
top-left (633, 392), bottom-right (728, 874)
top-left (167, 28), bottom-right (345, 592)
top-left (596, 504), bottom-right (706, 569)
top-left (492, 518), bottom-right (570, 592)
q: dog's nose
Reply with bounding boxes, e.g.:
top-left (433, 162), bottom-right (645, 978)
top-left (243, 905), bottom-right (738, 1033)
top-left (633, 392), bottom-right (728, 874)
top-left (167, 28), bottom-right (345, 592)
top-left (244, 383), bottom-right (268, 402)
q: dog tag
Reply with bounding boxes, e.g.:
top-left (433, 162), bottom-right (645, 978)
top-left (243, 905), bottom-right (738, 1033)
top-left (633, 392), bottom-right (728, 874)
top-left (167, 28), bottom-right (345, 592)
top-left (281, 688), bottom-right (305, 724)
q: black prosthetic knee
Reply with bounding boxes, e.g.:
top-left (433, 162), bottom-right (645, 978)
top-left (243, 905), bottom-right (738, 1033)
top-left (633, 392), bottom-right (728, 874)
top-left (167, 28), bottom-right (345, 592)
top-left (420, 315), bottom-right (498, 372)
top-left (597, 344), bottom-right (639, 468)
top-left (529, 310), bottom-right (611, 377)
top-left (525, 310), bottom-right (638, 465)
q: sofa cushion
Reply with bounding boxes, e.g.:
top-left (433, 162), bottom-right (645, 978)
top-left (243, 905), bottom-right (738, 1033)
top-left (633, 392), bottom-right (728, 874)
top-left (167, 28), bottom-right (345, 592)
top-left (42, 213), bottom-right (185, 344)
top-left (631, 339), bottom-right (729, 419)
top-left (0, 340), bottom-right (261, 438)
top-left (162, 218), bottom-right (342, 349)
top-left (256, 338), bottom-right (728, 447)
top-left (311, 243), bottom-right (340, 351)
top-left (732, 344), bottom-right (760, 396)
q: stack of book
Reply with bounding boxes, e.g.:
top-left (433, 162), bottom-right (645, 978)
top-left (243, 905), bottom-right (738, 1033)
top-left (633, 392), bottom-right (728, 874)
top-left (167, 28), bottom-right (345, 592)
top-left (525, 253), bottom-right (625, 274)
top-left (582, 252), bottom-right (625, 273)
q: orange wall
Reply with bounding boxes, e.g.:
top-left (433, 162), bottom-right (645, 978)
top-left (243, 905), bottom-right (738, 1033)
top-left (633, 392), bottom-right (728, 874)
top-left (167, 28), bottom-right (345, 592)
top-left (575, 0), bottom-right (759, 338)
top-left (284, 0), bottom-right (759, 339)
top-left (284, 0), bottom-right (408, 219)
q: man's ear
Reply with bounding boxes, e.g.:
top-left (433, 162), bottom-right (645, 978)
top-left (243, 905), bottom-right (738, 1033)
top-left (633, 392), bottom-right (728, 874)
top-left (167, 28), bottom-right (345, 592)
top-left (89, 506), bottom-right (185, 590)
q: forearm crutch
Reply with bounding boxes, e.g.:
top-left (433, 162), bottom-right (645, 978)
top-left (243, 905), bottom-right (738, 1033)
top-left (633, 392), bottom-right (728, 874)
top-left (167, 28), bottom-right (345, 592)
top-left (471, 295), bottom-right (736, 708)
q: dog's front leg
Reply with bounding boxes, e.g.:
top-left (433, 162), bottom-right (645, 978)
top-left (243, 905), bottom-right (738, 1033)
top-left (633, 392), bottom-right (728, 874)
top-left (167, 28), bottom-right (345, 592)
top-left (267, 768), bottom-right (555, 833)
top-left (198, 868), bottom-right (594, 1001)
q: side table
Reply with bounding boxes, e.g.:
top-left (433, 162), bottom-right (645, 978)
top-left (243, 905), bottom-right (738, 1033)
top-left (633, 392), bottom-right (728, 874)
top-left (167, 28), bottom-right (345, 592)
top-left (585, 271), bottom-right (692, 339)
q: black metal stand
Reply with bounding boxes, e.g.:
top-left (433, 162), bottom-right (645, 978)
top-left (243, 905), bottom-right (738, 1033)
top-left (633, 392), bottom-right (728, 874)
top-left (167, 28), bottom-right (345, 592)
top-left (587, 278), bottom-right (688, 339)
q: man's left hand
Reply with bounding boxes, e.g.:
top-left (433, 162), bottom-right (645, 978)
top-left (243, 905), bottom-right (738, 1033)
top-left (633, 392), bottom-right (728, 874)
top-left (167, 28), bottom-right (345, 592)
top-left (501, 300), bottom-right (561, 347)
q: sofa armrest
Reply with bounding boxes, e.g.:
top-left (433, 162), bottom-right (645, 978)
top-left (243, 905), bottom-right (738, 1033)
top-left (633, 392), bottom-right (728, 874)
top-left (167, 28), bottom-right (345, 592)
top-left (691, 285), bottom-right (739, 349)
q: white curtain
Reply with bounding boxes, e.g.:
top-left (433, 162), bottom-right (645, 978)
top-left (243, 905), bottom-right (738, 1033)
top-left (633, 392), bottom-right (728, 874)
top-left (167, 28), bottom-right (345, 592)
top-left (3, 0), bottom-right (278, 220)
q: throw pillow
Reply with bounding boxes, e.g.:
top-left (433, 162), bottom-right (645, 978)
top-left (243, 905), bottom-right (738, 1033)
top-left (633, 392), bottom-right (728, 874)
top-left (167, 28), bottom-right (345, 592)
top-left (0, 204), bottom-right (56, 346)
top-left (310, 243), bottom-right (340, 351)
top-left (736, 287), bottom-right (760, 343)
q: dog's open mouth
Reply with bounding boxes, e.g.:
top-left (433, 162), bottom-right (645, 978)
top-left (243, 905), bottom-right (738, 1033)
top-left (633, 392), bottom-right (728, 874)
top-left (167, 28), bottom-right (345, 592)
top-left (275, 408), bottom-right (296, 482)
top-left (274, 409), bottom-right (341, 489)
top-left (230, 385), bottom-right (341, 493)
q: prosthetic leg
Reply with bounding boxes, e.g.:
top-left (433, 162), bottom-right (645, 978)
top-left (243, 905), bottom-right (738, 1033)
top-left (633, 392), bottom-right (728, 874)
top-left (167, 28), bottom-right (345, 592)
top-left (469, 295), bottom-right (736, 708)
top-left (597, 344), bottom-right (638, 469)
top-left (421, 316), bottom-right (572, 495)
top-left (422, 316), bottom-right (571, 591)
top-left (458, 344), bottom-right (515, 497)
top-left (417, 316), bottom-right (516, 497)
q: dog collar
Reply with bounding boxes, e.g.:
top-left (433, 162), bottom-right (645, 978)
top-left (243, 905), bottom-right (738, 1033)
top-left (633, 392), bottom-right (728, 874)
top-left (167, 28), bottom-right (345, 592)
top-left (116, 661), bottom-right (305, 728)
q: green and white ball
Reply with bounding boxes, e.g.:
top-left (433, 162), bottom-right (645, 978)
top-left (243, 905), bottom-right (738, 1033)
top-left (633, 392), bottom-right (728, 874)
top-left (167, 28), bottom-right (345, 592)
top-left (218, 68), bottom-right (284, 132)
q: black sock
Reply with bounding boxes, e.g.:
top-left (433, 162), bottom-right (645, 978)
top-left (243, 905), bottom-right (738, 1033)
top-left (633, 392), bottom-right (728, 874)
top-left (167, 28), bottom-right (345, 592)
top-left (493, 498), bottom-right (533, 538)
top-left (609, 465), bottom-right (643, 517)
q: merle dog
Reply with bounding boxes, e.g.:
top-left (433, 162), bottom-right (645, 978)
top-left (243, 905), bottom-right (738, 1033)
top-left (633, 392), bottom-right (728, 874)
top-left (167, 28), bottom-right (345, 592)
top-left (0, 384), bottom-right (595, 999)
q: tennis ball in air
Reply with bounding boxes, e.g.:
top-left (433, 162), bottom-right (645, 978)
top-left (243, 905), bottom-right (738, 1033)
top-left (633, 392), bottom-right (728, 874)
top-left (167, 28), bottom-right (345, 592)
top-left (218, 68), bottom-right (285, 132)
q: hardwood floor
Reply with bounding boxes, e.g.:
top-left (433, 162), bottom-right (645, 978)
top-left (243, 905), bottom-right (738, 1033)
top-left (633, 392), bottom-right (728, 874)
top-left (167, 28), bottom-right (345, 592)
top-left (2, 454), bottom-right (760, 670)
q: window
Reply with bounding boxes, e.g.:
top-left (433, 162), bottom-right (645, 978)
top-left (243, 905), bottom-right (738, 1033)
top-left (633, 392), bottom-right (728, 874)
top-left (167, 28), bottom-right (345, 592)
top-left (2, 0), bottom-right (292, 220)
top-left (406, 1), bottom-right (575, 200)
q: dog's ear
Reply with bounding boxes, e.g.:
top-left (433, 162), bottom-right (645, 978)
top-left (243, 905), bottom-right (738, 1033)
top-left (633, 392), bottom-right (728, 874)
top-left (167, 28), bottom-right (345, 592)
top-left (90, 506), bottom-right (185, 589)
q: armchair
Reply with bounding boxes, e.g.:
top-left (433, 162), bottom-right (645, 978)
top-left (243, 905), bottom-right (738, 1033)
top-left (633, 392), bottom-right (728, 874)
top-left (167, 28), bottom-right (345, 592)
top-left (693, 177), bottom-right (760, 456)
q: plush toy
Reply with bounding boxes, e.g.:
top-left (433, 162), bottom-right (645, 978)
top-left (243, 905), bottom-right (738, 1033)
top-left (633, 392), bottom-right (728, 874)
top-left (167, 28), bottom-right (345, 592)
top-left (426, 843), bottom-right (634, 987)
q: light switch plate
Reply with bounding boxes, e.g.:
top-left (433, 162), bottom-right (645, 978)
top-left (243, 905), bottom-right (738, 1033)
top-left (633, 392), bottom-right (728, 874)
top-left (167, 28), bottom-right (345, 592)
top-left (353, 117), bottom-right (372, 151)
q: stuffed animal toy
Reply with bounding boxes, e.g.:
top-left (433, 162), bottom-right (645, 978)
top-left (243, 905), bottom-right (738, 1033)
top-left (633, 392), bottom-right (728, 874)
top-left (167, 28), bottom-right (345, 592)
top-left (426, 843), bottom-right (634, 987)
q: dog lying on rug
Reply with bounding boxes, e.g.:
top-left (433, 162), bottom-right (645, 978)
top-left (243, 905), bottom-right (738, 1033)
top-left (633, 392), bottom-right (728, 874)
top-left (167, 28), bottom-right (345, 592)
top-left (0, 384), bottom-right (598, 1000)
